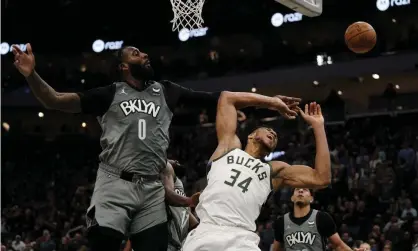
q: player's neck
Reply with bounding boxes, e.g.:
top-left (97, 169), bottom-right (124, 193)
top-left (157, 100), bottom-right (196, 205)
top-left (126, 76), bottom-right (146, 90)
top-left (244, 144), bottom-right (265, 159)
top-left (293, 206), bottom-right (311, 218)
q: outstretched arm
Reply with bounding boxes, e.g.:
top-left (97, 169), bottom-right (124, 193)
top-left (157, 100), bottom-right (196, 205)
top-left (210, 91), bottom-right (297, 161)
top-left (271, 103), bottom-right (331, 189)
top-left (25, 71), bottom-right (82, 113)
top-left (12, 44), bottom-right (81, 113)
top-left (160, 162), bottom-right (194, 207)
top-left (12, 44), bottom-right (112, 115)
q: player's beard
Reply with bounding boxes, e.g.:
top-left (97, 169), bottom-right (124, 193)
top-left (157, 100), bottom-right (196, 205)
top-left (295, 201), bottom-right (309, 207)
top-left (129, 63), bottom-right (154, 80)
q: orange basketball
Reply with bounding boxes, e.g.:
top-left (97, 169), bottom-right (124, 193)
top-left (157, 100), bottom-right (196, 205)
top-left (345, 22), bottom-right (377, 54)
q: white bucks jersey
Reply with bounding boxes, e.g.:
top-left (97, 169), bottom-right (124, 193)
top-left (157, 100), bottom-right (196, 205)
top-left (196, 148), bottom-right (272, 231)
top-left (168, 178), bottom-right (190, 248)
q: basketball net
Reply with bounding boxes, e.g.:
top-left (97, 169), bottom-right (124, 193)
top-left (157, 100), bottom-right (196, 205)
top-left (170, 0), bottom-right (205, 32)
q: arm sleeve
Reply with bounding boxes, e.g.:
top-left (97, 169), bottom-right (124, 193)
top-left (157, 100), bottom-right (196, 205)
top-left (77, 84), bottom-right (116, 116)
top-left (317, 211), bottom-right (337, 238)
top-left (274, 217), bottom-right (285, 242)
top-left (161, 80), bottom-right (220, 111)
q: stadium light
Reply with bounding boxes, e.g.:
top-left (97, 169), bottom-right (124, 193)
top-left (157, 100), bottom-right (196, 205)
top-left (2, 122), bottom-right (10, 132)
top-left (38, 112), bottom-right (44, 118)
top-left (81, 122), bottom-right (87, 128)
top-left (337, 90), bottom-right (343, 95)
top-left (372, 74), bottom-right (380, 79)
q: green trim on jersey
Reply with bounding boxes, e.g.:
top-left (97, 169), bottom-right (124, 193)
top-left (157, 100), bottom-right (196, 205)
top-left (212, 148), bottom-right (238, 162)
top-left (268, 162), bottom-right (273, 190)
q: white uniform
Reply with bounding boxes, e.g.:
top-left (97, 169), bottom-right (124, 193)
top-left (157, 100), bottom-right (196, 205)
top-left (182, 149), bottom-right (272, 251)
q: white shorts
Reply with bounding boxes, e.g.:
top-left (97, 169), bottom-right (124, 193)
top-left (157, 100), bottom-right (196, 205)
top-left (181, 223), bottom-right (260, 251)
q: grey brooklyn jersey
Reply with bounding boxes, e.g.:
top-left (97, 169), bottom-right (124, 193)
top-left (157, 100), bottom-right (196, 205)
top-left (283, 210), bottom-right (325, 251)
top-left (168, 178), bottom-right (190, 248)
top-left (98, 81), bottom-right (172, 175)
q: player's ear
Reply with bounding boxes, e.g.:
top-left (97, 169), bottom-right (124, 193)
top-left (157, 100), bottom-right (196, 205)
top-left (119, 63), bottom-right (129, 72)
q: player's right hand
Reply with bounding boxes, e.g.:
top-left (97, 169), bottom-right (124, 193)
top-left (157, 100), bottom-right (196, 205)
top-left (299, 102), bottom-right (324, 127)
top-left (273, 97), bottom-right (298, 120)
top-left (12, 43), bottom-right (35, 77)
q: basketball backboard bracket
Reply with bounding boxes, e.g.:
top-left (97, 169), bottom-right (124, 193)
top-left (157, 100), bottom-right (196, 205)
top-left (275, 0), bottom-right (323, 17)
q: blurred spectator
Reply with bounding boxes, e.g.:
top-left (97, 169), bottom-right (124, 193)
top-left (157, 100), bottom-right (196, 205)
top-left (11, 235), bottom-right (25, 251)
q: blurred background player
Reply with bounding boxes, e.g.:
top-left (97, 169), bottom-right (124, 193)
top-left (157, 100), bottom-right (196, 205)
top-left (273, 188), bottom-right (357, 251)
top-left (161, 160), bottom-right (200, 251)
top-left (182, 90), bottom-right (331, 251)
top-left (124, 160), bottom-right (199, 251)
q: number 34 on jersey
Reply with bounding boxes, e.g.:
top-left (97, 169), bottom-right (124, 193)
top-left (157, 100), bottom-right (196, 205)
top-left (223, 154), bottom-right (269, 193)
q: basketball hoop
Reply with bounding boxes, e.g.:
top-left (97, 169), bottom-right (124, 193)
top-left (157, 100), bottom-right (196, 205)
top-left (170, 0), bottom-right (205, 32)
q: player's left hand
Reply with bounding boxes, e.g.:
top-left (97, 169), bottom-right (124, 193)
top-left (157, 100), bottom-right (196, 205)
top-left (190, 192), bottom-right (201, 207)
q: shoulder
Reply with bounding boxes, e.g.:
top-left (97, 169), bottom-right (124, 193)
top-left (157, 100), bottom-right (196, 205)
top-left (78, 83), bottom-right (116, 98)
top-left (274, 216), bottom-right (285, 229)
top-left (316, 211), bottom-right (333, 222)
top-left (159, 80), bottom-right (177, 89)
top-left (211, 148), bottom-right (240, 163)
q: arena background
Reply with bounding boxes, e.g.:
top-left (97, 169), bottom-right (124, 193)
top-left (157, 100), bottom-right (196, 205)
top-left (2, 0), bottom-right (418, 250)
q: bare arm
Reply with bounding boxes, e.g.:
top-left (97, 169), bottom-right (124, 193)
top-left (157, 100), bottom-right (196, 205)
top-left (271, 103), bottom-right (331, 189)
top-left (160, 162), bottom-right (193, 207)
top-left (26, 71), bottom-right (81, 113)
top-left (329, 233), bottom-right (354, 251)
top-left (211, 91), bottom-right (296, 161)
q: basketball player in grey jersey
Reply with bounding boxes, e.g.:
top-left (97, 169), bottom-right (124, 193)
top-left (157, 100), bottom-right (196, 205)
top-left (161, 160), bottom-right (199, 251)
top-left (11, 44), bottom-right (219, 251)
top-left (273, 188), bottom-right (361, 251)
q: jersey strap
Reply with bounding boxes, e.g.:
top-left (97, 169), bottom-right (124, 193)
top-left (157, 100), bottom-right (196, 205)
top-left (212, 148), bottom-right (238, 163)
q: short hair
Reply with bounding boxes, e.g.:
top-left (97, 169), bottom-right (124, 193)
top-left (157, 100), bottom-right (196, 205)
top-left (116, 46), bottom-right (129, 66)
top-left (112, 46), bottom-right (129, 81)
top-left (251, 125), bottom-right (275, 134)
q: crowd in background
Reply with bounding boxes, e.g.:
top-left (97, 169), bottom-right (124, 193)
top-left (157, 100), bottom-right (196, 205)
top-left (2, 111), bottom-right (418, 251)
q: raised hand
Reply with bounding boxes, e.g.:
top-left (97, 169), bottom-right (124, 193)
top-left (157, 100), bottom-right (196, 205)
top-left (12, 43), bottom-right (35, 77)
top-left (275, 95), bottom-right (301, 109)
top-left (299, 102), bottom-right (324, 127)
top-left (272, 97), bottom-right (298, 120)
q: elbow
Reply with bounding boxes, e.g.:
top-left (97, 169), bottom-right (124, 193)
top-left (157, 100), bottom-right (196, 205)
top-left (318, 177), bottom-right (331, 188)
top-left (219, 91), bottom-right (234, 102)
top-left (314, 174), bottom-right (331, 188)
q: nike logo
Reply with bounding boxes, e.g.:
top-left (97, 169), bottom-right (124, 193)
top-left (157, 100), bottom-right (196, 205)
top-left (152, 88), bottom-right (160, 92)
top-left (308, 221), bottom-right (315, 225)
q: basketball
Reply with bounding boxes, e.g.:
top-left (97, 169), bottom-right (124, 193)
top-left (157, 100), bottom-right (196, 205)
top-left (345, 22), bottom-right (377, 54)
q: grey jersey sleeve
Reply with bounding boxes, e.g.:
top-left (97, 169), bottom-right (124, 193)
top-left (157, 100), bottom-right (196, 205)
top-left (77, 84), bottom-right (116, 116)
